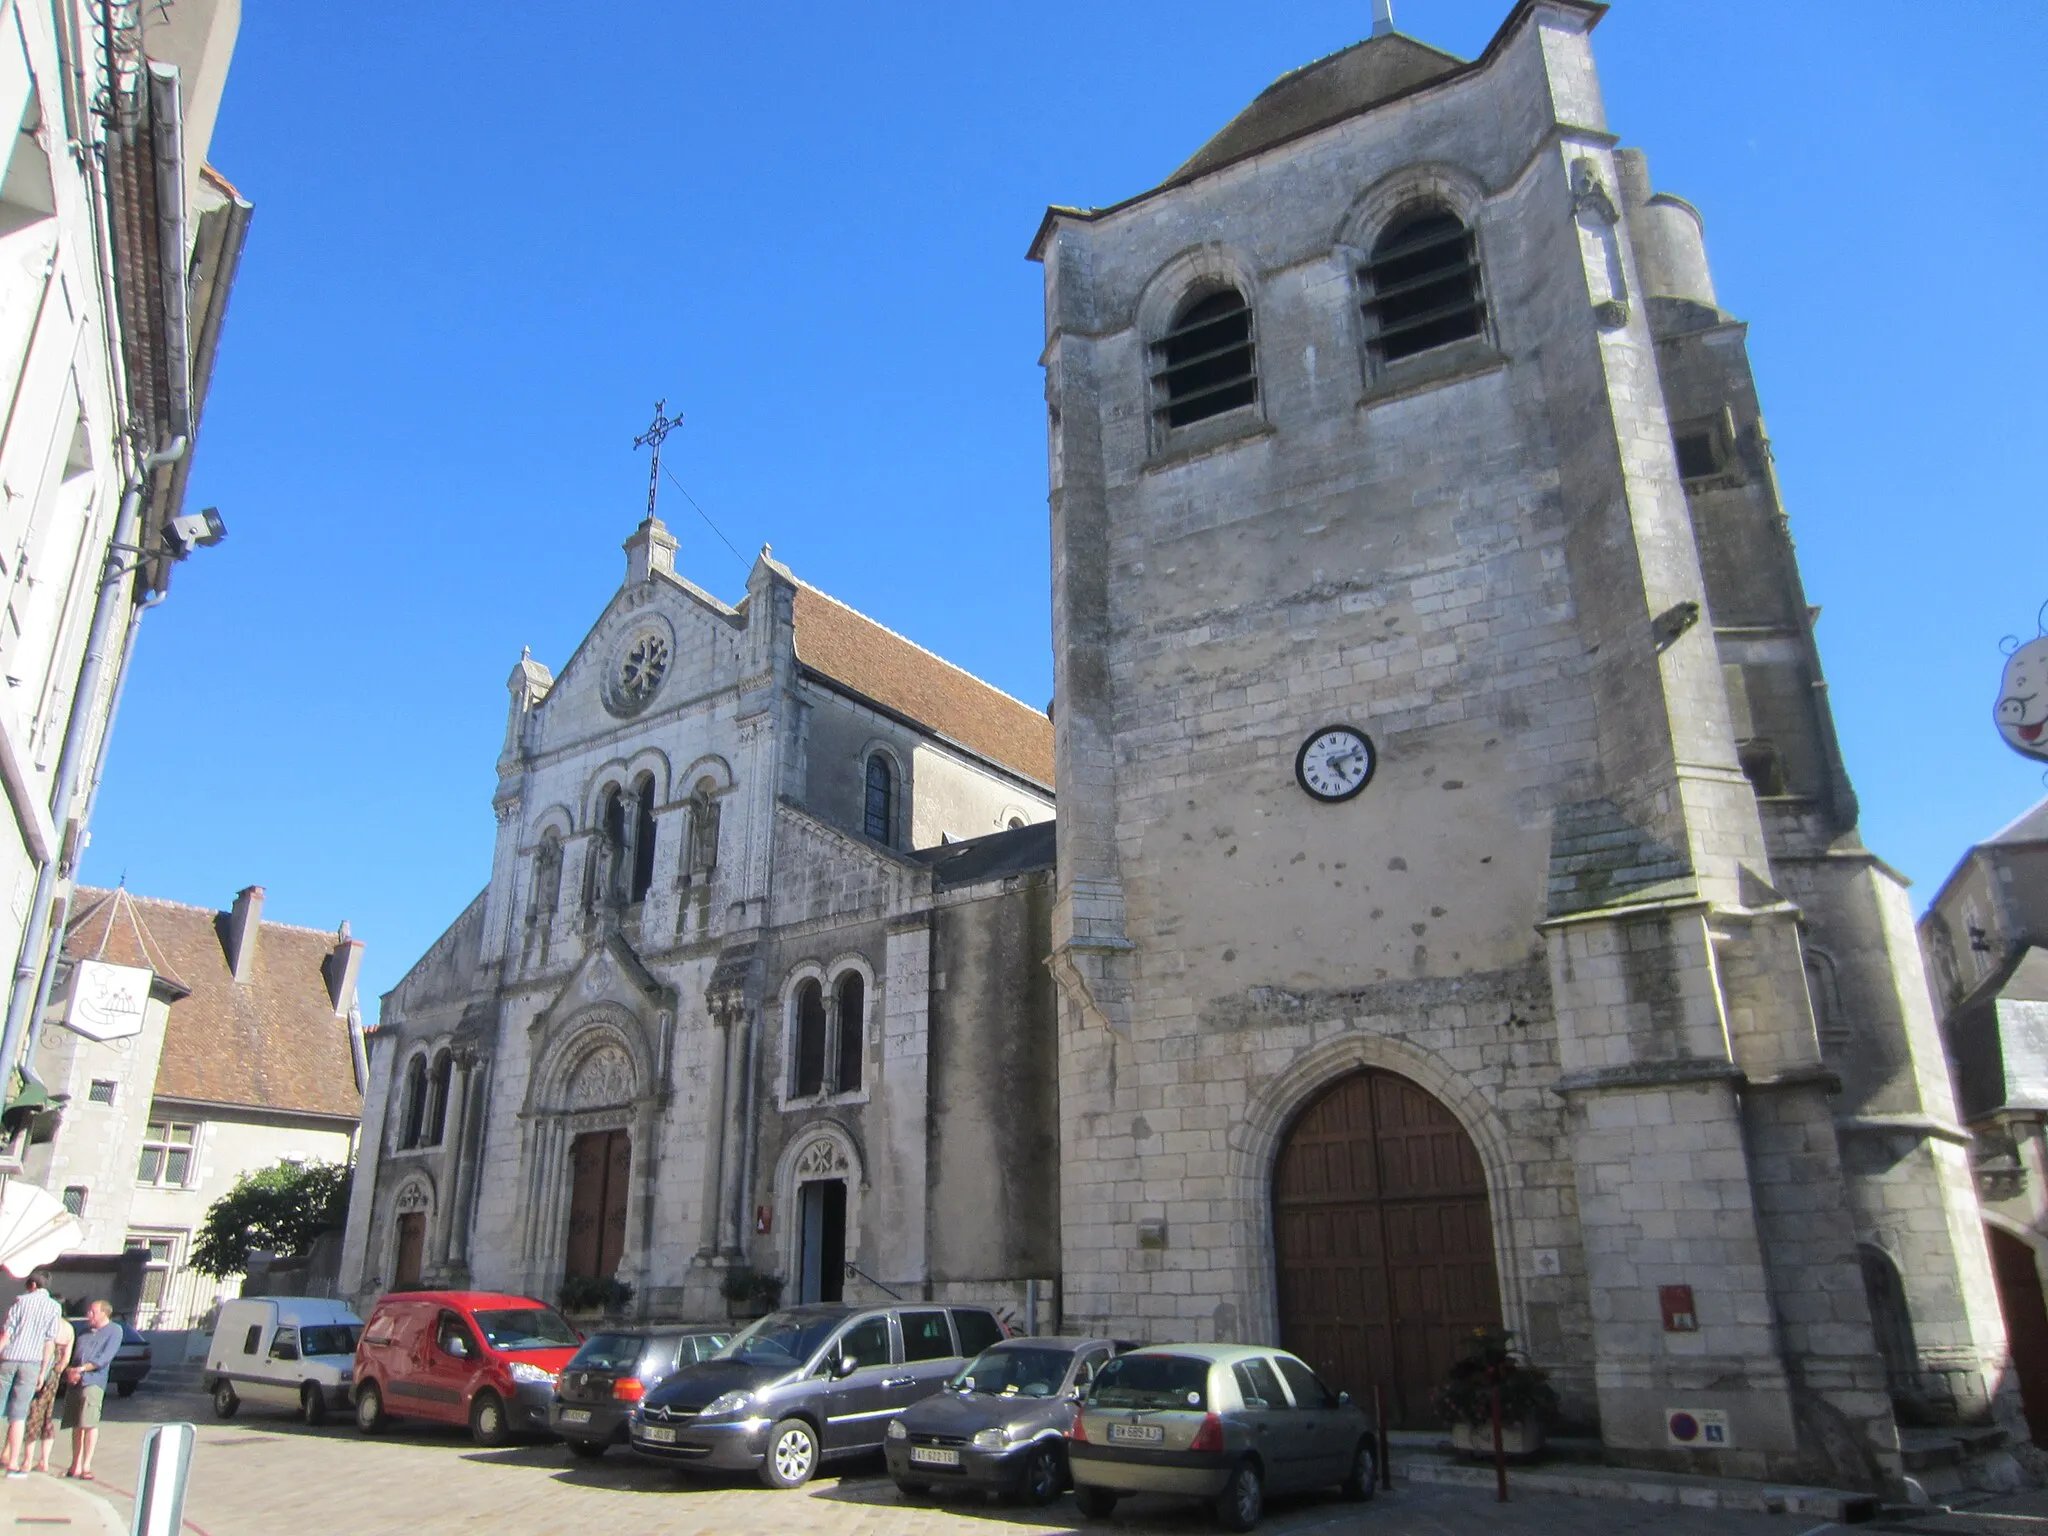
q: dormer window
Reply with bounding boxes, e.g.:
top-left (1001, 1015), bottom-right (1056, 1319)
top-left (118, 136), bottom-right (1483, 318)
top-left (1361, 208), bottom-right (1484, 363)
top-left (1153, 288), bottom-right (1257, 427)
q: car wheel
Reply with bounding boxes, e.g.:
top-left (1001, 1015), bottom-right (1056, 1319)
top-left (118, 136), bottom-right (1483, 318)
top-left (300, 1383), bottom-right (328, 1427)
top-left (1215, 1461), bottom-right (1264, 1533)
top-left (1341, 1438), bottom-right (1377, 1501)
top-left (893, 1479), bottom-right (930, 1499)
top-left (568, 1439), bottom-right (608, 1461)
top-left (1020, 1442), bottom-right (1063, 1505)
top-left (354, 1381), bottom-right (387, 1435)
top-left (759, 1418), bottom-right (819, 1489)
top-left (1074, 1486), bottom-right (1119, 1520)
top-left (211, 1381), bottom-right (239, 1420)
top-left (116, 1381), bottom-right (138, 1399)
top-left (469, 1390), bottom-right (510, 1448)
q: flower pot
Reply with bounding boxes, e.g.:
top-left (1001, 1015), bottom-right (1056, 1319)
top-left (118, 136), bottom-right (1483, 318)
top-left (1451, 1419), bottom-right (1544, 1459)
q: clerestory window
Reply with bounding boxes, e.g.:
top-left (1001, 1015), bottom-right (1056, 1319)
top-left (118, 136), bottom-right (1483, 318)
top-left (1152, 289), bottom-right (1257, 428)
top-left (1360, 207), bottom-right (1485, 363)
top-left (864, 754), bottom-right (894, 845)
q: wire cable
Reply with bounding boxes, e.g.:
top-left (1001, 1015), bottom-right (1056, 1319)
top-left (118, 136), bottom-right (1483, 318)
top-left (662, 463), bottom-right (750, 569)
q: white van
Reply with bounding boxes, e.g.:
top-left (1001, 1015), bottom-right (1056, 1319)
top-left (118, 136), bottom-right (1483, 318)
top-left (204, 1297), bottom-right (364, 1424)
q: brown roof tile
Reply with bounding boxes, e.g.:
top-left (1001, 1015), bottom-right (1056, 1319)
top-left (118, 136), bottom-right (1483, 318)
top-left (790, 583), bottom-right (1053, 787)
top-left (62, 889), bottom-right (361, 1121)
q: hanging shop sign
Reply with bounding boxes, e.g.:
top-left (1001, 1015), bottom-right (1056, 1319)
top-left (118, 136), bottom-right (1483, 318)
top-left (63, 960), bottom-right (152, 1042)
top-left (1998, 622), bottom-right (2048, 765)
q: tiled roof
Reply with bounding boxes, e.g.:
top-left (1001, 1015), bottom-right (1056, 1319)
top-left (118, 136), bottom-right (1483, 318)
top-left (62, 889), bottom-right (361, 1122)
top-left (790, 582), bottom-right (1054, 788)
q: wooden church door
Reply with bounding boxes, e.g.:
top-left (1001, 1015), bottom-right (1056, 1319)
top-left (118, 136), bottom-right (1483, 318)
top-left (566, 1129), bottom-right (632, 1281)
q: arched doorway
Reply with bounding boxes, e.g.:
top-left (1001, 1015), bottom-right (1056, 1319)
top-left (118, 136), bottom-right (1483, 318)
top-left (1987, 1226), bottom-right (2048, 1445)
top-left (1274, 1068), bottom-right (1503, 1428)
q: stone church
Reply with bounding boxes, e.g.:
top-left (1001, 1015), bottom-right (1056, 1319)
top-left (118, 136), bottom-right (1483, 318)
top-left (344, 0), bottom-right (2017, 1494)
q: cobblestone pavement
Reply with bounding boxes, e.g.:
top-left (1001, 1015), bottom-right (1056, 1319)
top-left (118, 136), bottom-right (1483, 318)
top-left (49, 1389), bottom-right (1838, 1536)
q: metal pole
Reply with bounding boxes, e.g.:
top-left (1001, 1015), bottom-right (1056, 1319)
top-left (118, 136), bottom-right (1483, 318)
top-left (1374, 1383), bottom-right (1392, 1491)
top-left (1491, 1383), bottom-right (1508, 1502)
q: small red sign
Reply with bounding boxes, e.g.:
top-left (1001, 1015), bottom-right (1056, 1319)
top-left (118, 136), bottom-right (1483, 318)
top-left (1659, 1284), bottom-right (1698, 1332)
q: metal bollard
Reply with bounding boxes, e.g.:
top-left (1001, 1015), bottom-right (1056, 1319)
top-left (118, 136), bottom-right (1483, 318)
top-left (1490, 1384), bottom-right (1508, 1502)
top-left (131, 1421), bottom-right (197, 1536)
top-left (1373, 1383), bottom-right (1392, 1491)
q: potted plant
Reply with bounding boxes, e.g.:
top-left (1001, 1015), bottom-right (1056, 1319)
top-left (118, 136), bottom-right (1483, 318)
top-left (718, 1268), bottom-right (784, 1318)
top-left (558, 1275), bottom-right (634, 1318)
top-left (1431, 1327), bottom-right (1557, 1458)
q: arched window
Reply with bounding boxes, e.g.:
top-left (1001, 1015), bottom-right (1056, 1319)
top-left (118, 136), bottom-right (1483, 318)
top-left (589, 785), bottom-right (628, 909)
top-left (792, 980), bottom-right (827, 1098)
top-left (1361, 207), bottom-right (1484, 363)
top-left (629, 774), bottom-right (657, 903)
top-left (398, 1055), bottom-right (428, 1149)
top-left (1152, 288), bottom-right (1256, 428)
top-left (864, 754), bottom-right (894, 845)
top-left (424, 1051), bottom-right (453, 1146)
top-left (834, 972), bottom-right (865, 1093)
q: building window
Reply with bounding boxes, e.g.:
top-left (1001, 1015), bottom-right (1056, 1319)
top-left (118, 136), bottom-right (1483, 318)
top-left (399, 1054), bottom-right (429, 1149)
top-left (125, 1231), bottom-right (180, 1326)
top-left (1152, 288), bottom-right (1256, 427)
top-left (1674, 430), bottom-right (1719, 479)
top-left (136, 1122), bottom-right (197, 1187)
top-left (792, 980), bottom-right (827, 1098)
top-left (1361, 207), bottom-right (1484, 363)
top-left (61, 1186), bottom-right (86, 1216)
top-left (864, 755), bottom-right (894, 845)
top-left (424, 1051), bottom-right (453, 1147)
top-left (87, 1079), bottom-right (116, 1106)
top-left (834, 972), bottom-right (865, 1093)
top-left (629, 774), bottom-right (657, 903)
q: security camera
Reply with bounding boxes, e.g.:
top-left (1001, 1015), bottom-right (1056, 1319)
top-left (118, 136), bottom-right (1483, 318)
top-left (164, 506), bottom-right (226, 558)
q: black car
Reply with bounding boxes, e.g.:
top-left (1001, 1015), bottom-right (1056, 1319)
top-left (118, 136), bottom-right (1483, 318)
top-left (885, 1336), bottom-right (1123, 1503)
top-left (551, 1326), bottom-right (730, 1458)
top-left (109, 1325), bottom-right (151, 1397)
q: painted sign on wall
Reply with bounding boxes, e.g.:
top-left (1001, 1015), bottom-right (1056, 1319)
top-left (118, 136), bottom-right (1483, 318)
top-left (63, 960), bottom-right (151, 1042)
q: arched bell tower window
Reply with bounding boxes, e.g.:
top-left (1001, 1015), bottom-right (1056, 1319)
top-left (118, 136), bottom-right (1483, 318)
top-left (1360, 207), bottom-right (1485, 363)
top-left (864, 754), bottom-right (894, 845)
top-left (1152, 288), bottom-right (1257, 428)
top-left (834, 971), bottom-right (865, 1093)
top-left (792, 979), bottom-right (827, 1099)
top-left (629, 774), bottom-right (657, 903)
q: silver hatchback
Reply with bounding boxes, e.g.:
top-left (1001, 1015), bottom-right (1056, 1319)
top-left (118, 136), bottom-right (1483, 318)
top-left (1068, 1344), bottom-right (1376, 1531)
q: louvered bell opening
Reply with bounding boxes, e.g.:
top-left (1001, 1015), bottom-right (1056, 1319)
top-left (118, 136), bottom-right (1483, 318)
top-left (1362, 212), bottom-right (1484, 362)
top-left (1153, 291), bottom-right (1257, 428)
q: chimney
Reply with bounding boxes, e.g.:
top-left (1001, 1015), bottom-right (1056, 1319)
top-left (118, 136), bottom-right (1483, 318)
top-left (326, 924), bottom-right (365, 1019)
top-left (227, 885), bottom-right (264, 982)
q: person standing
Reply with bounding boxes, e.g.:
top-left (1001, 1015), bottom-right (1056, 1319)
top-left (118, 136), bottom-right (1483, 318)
top-left (0, 1274), bottom-right (61, 1478)
top-left (24, 1309), bottom-right (74, 1473)
top-left (62, 1300), bottom-right (119, 1481)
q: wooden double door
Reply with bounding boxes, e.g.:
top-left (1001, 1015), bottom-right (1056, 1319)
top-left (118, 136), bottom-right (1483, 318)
top-left (566, 1129), bottom-right (632, 1282)
top-left (1274, 1069), bottom-right (1502, 1428)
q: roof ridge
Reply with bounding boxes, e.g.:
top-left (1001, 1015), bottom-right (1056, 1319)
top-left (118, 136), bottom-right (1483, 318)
top-left (793, 580), bottom-right (1047, 721)
top-left (72, 886), bottom-right (349, 939)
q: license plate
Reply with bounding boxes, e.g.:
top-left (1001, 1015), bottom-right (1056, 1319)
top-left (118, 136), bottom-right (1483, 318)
top-left (909, 1447), bottom-right (960, 1466)
top-left (560, 1409), bottom-right (591, 1425)
top-left (1108, 1423), bottom-right (1164, 1444)
top-left (641, 1425), bottom-right (678, 1444)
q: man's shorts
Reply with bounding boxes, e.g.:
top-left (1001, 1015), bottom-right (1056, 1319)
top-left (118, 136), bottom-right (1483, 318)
top-left (58, 1384), bottom-right (102, 1430)
top-left (0, 1360), bottom-right (39, 1422)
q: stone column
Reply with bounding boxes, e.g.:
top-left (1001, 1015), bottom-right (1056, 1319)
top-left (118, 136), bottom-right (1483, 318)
top-left (428, 1050), bottom-right (475, 1275)
top-left (697, 1017), bottom-right (731, 1261)
top-left (716, 1014), bottom-right (751, 1256)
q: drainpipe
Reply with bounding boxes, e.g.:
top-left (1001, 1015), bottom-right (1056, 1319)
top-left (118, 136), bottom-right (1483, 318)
top-left (0, 438), bottom-right (185, 1091)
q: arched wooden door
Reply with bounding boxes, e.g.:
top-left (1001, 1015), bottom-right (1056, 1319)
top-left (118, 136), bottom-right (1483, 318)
top-left (1987, 1227), bottom-right (2048, 1445)
top-left (1274, 1069), bottom-right (1502, 1428)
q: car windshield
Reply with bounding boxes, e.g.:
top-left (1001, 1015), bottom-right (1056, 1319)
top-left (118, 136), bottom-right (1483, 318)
top-left (299, 1325), bottom-right (361, 1357)
top-left (471, 1308), bottom-right (579, 1352)
top-left (952, 1347), bottom-right (1074, 1398)
top-left (717, 1311), bottom-right (843, 1367)
top-left (569, 1333), bottom-right (649, 1372)
top-left (1087, 1354), bottom-right (1209, 1411)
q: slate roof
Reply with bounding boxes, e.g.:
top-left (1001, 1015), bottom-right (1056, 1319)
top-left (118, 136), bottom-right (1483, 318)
top-left (790, 582), bottom-right (1054, 788)
top-left (1987, 797), bottom-right (2048, 848)
top-left (912, 820), bottom-right (1057, 889)
top-left (61, 888), bottom-right (361, 1122)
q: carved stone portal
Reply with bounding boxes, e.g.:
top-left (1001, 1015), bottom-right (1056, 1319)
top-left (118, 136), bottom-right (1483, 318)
top-left (395, 1181), bottom-right (432, 1215)
top-left (566, 1043), bottom-right (634, 1109)
top-left (794, 1137), bottom-right (849, 1179)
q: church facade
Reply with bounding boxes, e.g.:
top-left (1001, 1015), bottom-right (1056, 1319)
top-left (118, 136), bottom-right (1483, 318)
top-left (336, 524), bottom-right (1061, 1325)
top-left (1032, 0), bottom-right (2010, 1493)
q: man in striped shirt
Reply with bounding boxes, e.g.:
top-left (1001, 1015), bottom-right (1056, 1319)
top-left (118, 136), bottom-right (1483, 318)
top-left (0, 1274), bottom-right (61, 1477)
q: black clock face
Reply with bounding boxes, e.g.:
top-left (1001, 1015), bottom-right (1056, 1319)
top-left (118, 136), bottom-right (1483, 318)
top-left (1295, 726), bottom-right (1375, 803)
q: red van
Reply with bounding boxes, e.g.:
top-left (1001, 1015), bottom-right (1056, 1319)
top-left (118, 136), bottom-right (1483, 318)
top-left (352, 1291), bottom-right (582, 1446)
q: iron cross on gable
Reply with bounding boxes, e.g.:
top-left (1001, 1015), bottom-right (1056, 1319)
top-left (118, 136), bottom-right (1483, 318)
top-left (633, 399), bottom-right (683, 518)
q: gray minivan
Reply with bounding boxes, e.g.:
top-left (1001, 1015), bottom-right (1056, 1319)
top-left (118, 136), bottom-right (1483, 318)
top-left (631, 1303), bottom-right (1006, 1487)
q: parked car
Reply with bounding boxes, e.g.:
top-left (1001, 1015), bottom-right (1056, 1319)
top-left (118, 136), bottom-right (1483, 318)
top-left (108, 1325), bottom-right (150, 1398)
top-left (885, 1336), bottom-right (1123, 1504)
top-left (1068, 1344), bottom-right (1376, 1531)
top-left (352, 1290), bottom-right (582, 1447)
top-left (551, 1325), bottom-right (730, 1459)
top-left (631, 1302), bottom-right (1006, 1488)
top-left (202, 1297), bottom-right (363, 1424)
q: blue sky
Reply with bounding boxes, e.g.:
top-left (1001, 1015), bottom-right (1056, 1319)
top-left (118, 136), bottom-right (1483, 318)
top-left (81, 2), bottom-right (2048, 1006)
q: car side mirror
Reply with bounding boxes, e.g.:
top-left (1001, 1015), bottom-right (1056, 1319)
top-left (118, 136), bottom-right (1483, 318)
top-left (834, 1355), bottom-right (859, 1379)
top-left (1064, 1386), bottom-right (1083, 1401)
top-left (1337, 1390), bottom-right (1351, 1408)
